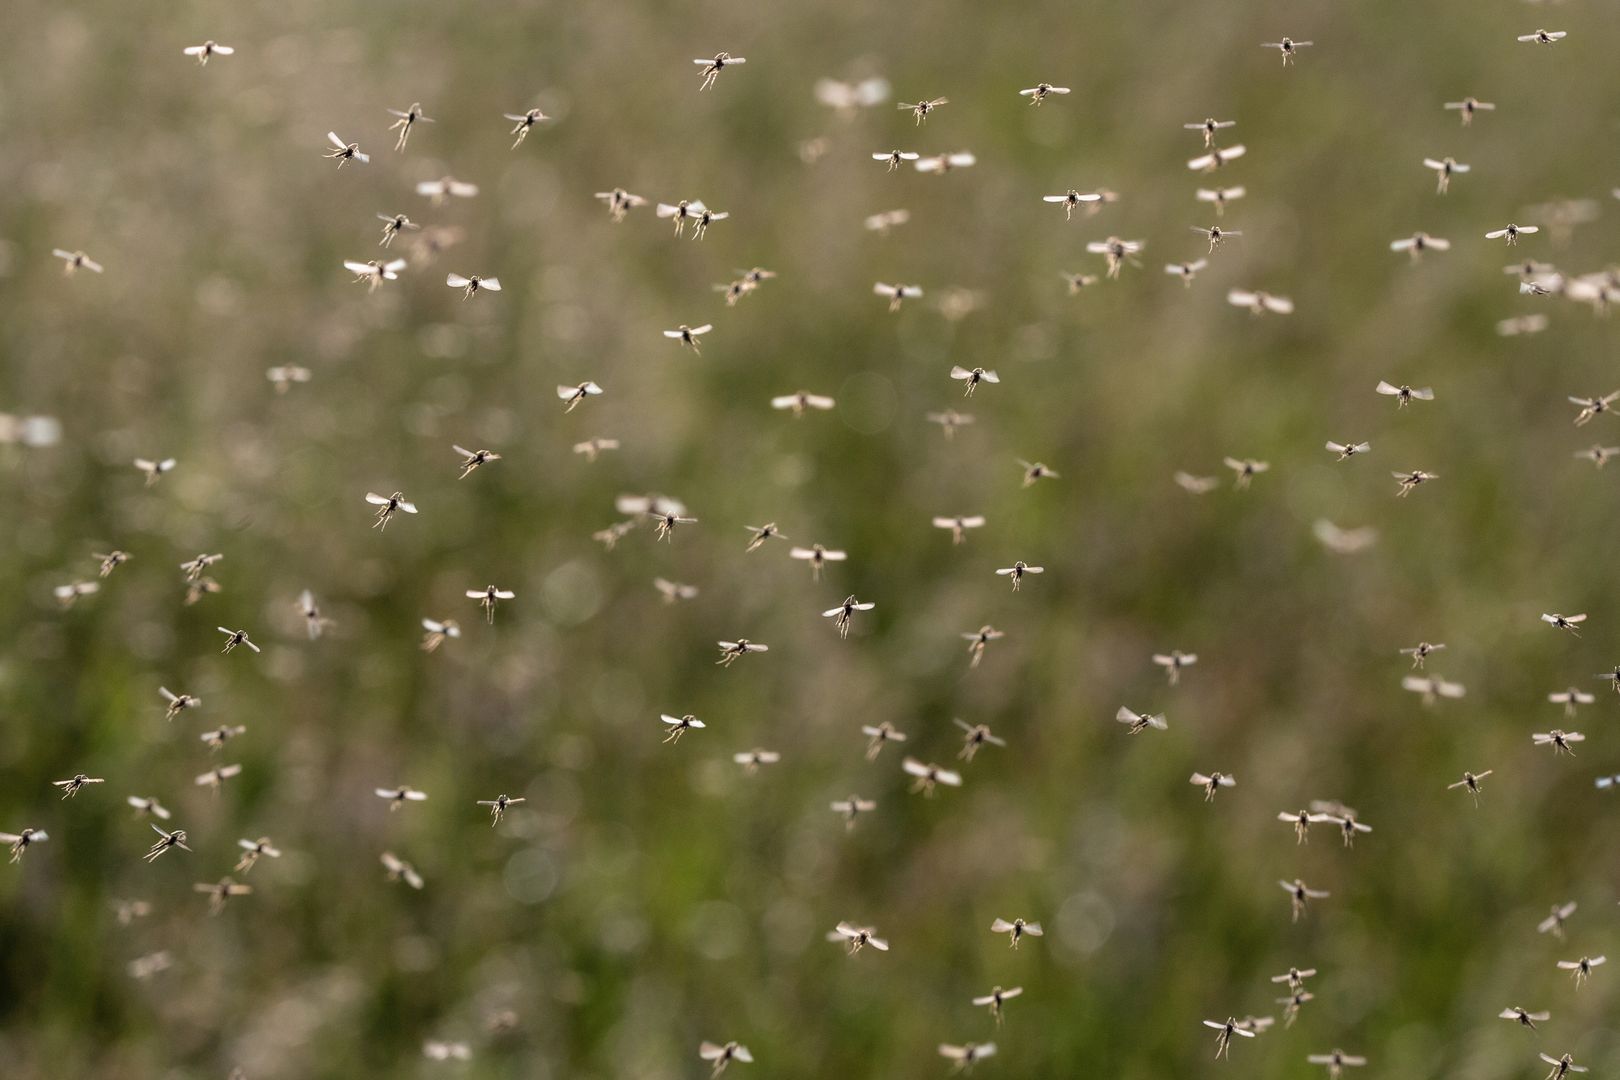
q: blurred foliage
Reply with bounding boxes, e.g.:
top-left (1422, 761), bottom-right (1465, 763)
top-left (4, 0), bottom-right (1620, 1077)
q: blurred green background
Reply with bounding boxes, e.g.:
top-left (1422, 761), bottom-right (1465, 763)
top-left (4, 0), bottom-right (1620, 1076)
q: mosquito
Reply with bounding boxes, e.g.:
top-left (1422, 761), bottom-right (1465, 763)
top-left (1401, 642), bottom-right (1445, 669)
top-left (376, 786), bottom-right (429, 811)
top-left (765, 392), bottom-right (838, 423)
top-left (653, 578), bottom-right (698, 604)
top-left (1043, 190), bottom-right (1102, 220)
top-left (830, 796), bottom-right (877, 829)
top-left (232, 838), bottom-right (279, 874)
top-left (1188, 145), bottom-right (1246, 172)
top-left (1203, 1018), bottom-right (1257, 1059)
top-left (1376, 381), bottom-right (1433, 407)
top-left (874, 282), bottom-right (923, 312)
top-left (995, 562), bottom-right (1043, 591)
top-left (1087, 236), bottom-right (1143, 278)
top-left (267, 365), bottom-right (312, 392)
top-left (1541, 612), bottom-right (1586, 635)
top-left (134, 457), bottom-right (176, 486)
top-left (963, 625), bottom-right (1004, 669)
top-left (1500, 1006), bottom-right (1550, 1031)
top-left (144, 825), bottom-right (191, 862)
top-left (1175, 472), bottom-right (1220, 494)
top-left (1263, 38), bottom-right (1313, 64)
top-left (573, 437), bottom-right (620, 461)
top-left (1423, 157), bottom-right (1469, 194)
top-left (216, 628), bottom-right (259, 654)
top-left (1307, 1050), bottom-right (1367, 1079)
top-left (1569, 391), bottom-right (1619, 426)
top-left (1166, 259), bottom-right (1209, 286)
top-left (1198, 186), bottom-right (1246, 216)
top-left (1445, 97), bottom-right (1494, 125)
top-left (594, 188), bottom-right (648, 221)
top-left (381, 851), bottom-right (424, 889)
top-left (53, 249), bottom-right (104, 275)
top-left (898, 97), bottom-right (948, 123)
top-left (1326, 440), bottom-right (1372, 461)
top-left (1116, 706), bottom-right (1168, 734)
top-left (476, 794), bottom-right (525, 825)
top-left (1557, 955), bottom-right (1604, 986)
top-left (1191, 772), bottom-right (1236, 801)
top-left (939, 1043), bottom-right (996, 1073)
top-left (446, 273), bottom-right (500, 298)
top-left (949, 366), bottom-right (999, 396)
top-left (716, 639), bottom-right (768, 666)
top-left (927, 410), bottom-right (974, 439)
top-left (1390, 233), bottom-right (1450, 262)
top-left (54, 581), bottom-right (98, 607)
top-left (127, 796), bottom-right (171, 820)
top-left (1021, 83), bottom-right (1071, 105)
top-left (365, 491), bottom-right (417, 530)
top-left (1281, 879), bottom-right (1330, 922)
top-left (664, 324), bottom-right (711, 352)
top-left (862, 721), bottom-right (907, 760)
top-left (1539, 1053), bottom-right (1587, 1080)
top-left (1224, 457), bottom-right (1269, 489)
top-left (324, 132), bottom-right (369, 167)
top-left (1486, 223), bottom-right (1539, 245)
top-left (1448, 770), bottom-right (1492, 806)
top-left (344, 258), bottom-right (405, 292)
top-left (822, 596), bottom-right (874, 639)
top-left (416, 177), bottom-right (479, 204)
top-left (183, 40), bottom-right (234, 65)
top-left (1402, 674), bottom-right (1466, 705)
top-left (828, 922), bottom-right (889, 954)
top-left (903, 758), bottom-right (962, 796)
top-left (1534, 729), bottom-right (1585, 756)
top-left (53, 774), bottom-right (103, 799)
top-left (545, 383), bottom-right (603, 417)
top-left (1548, 687), bottom-right (1595, 718)
top-left (661, 714), bottom-right (705, 743)
top-left (733, 749), bottom-right (780, 775)
top-left (503, 108), bottom-right (551, 149)
top-left (695, 52), bottom-right (746, 91)
top-left (1518, 29), bottom-right (1567, 45)
top-left (1228, 288), bottom-right (1293, 315)
top-left (385, 103), bottom-right (433, 151)
top-left (699, 1041), bottom-right (752, 1076)
top-left (656, 200), bottom-right (706, 235)
top-left (421, 618), bottom-right (461, 652)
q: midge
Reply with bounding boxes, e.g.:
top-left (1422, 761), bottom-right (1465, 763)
top-left (476, 794), bottom-right (525, 824)
top-left (201, 721), bottom-right (246, 748)
top-left (1326, 440), bottom-right (1371, 461)
top-left (1499, 1006), bottom-right (1550, 1031)
top-left (1193, 224), bottom-right (1241, 252)
top-left (661, 714), bottom-right (705, 743)
top-left (133, 457), bottom-right (176, 486)
top-left (235, 837), bottom-right (280, 872)
top-left (1599, 666), bottom-right (1620, 694)
top-left (1279, 808), bottom-right (1335, 844)
top-left (179, 552), bottom-right (223, 581)
top-left (1557, 955), bottom-right (1605, 986)
top-left (1116, 706), bottom-right (1168, 734)
top-left (938, 1043), bottom-right (996, 1073)
top-left (1019, 460), bottom-right (1059, 486)
top-left (1203, 1018), bottom-right (1257, 1060)
top-left (268, 364), bottom-right (311, 391)
top-left (183, 40), bottom-right (234, 64)
top-left (194, 763), bottom-right (242, 793)
top-left (381, 851), bottom-right (424, 889)
top-left (467, 585), bottom-right (515, 624)
top-left (557, 381), bottom-right (604, 412)
top-left (452, 445), bottom-right (501, 478)
top-left (828, 922), bottom-right (889, 954)
top-left (94, 549), bottom-right (131, 578)
top-left (1393, 469), bottom-right (1438, 496)
top-left (733, 749), bottom-right (780, 774)
top-left (689, 205), bottom-right (730, 238)
top-left (861, 721), bottom-right (908, 760)
top-left (1539, 902), bottom-right (1578, 938)
top-left (1319, 808), bottom-right (1372, 847)
top-left (1533, 729), bottom-right (1584, 755)
top-left (874, 282), bottom-right (924, 312)
top-left (1197, 186), bottom-right (1246, 216)
top-left (1185, 116), bottom-right (1236, 147)
top-left (927, 409), bottom-right (974, 438)
top-left (1271, 967), bottom-right (1316, 992)
top-left (1307, 1051), bottom-right (1367, 1079)
top-left (649, 508), bottom-right (698, 541)
top-left (1044, 190), bottom-right (1103, 220)
top-left (903, 757), bottom-right (962, 796)
top-left (963, 624), bottom-right (1005, 668)
top-left (375, 785), bottom-right (429, 810)
top-left (934, 514), bottom-right (986, 545)
top-left (771, 391), bottom-right (835, 417)
top-left (323, 132), bottom-right (369, 167)
top-left (1227, 288), bottom-right (1293, 314)
top-left (1499, 315), bottom-right (1550, 337)
top-left (1278, 989), bottom-right (1314, 1027)
top-left (573, 437), bottom-right (620, 461)
top-left (653, 577), bottom-right (698, 603)
top-left (1020, 83), bottom-right (1071, 105)
top-left (664, 324), bottom-right (712, 352)
top-left (823, 595), bottom-right (875, 638)
top-left (1376, 381), bottom-right (1433, 406)
top-left (1280, 878), bottom-right (1330, 922)
top-left (416, 176), bottom-right (479, 203)
top-left (1445, 97), bottom-right (1494, 125)
top-left (217, 627), bottom-right (259, 654)
top-left (1423, 157), bottom-right (1469, 194)
top-left (365, 491), bottom-right (417, 529)
top-left (1518, 29), bottom-right (1567, 45)
top-left (446, 272), bottom-right (500, 298)
top-left (995, 561), bottom-right (1044, 591)
top-left (126, 795), bottom-right (172, 819)
top-left (830, 796), bottom-right (877, 829)
top-left (1541, 612), bottom-right (1586, 635)
top-left (954, 718), bottom-right (1006, 762)
top-left (54, 581), bottom-right (99, 607)
top-left (915, 152), bottom-right (976, 175)
top-left (344, 258), bottom-right (405, 292)
top-left (1390, 233), bottom-right (1449, 262)
top-left (503, 108), bottom-right (551, 149)
top-left (1166, 259), bottom-right (1209, 286)
top-left (698, 1041), bottom-right (752, 1076)
top-left (1568, 391), bottom-right (1619, 426)
top-left (1577, 445), bottom-right (1620, 468)
top-left (420, 618), bottom-right (461, 652)
top-left (744, 523), bottom-right (787, 552)
top-left (1190, 772), bottom-right (1236, 801)
top-left (1400, 641), bottom-right (1445, 668)
top-left (53, 773), bottom-right (103, 799)
top-left (386, 103), bottom-right (433, 151)
top-left (594, 188), bottom-right (648, 222)
top-left (716, 639), bottom-right (768, 666)
top-left (1188, 145), bottom-right (1246, 172)
top-left (1087, 236), bottom-right (1144, 277)
top-left (695, 52), bottom-right (746, 91)
top-left (1538, 1053), bottom-right (1587, 1080)
top-left (144, 824), bottom-right (191, 862)
top-left (1153, 650), bottom-right (1197, 685)
top-left (897, 97), bottom-right (948, 123)
top-left (3, 828), bottom-right (47, 863)
top-left (973, 985), bottom-right (1023, 1026)
top-left (1449, 770), bottom-right (1493, 805)
top-left (1062, 271), bottom-right (1100, 294)
top-left (1402, 674), bottom-right (1466, 706)
top-left (950, 366), bottom-right (999, 396)
top-left (656, 199), bottom-right (707, 235)
top-left (53, 249), bottom-right (103, 275)
top-left (194, 877), bottom-right (252, 915)
top-left (1548, 687), bottom-right (1595, 718)
top-left (1485, 223), bottom-right (1539, 245)
top-left (1225, 457), bottom-right (1269, 489)
top-left (1175, 471), bottom-right (1220, 494)
top-left (872, 150), bottom-right (920, 172)
top-left (1262, 37), bottom-right (1313, 64)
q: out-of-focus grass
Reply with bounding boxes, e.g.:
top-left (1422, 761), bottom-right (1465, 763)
top-left (4, 0), bottom-right (1620, 1077)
